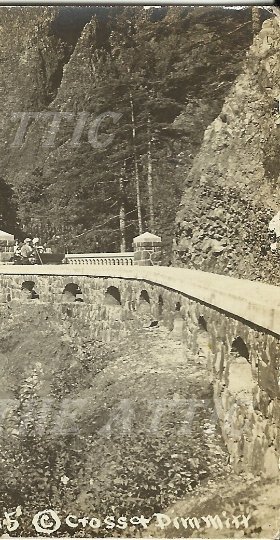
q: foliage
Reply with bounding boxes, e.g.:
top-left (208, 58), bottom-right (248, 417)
top-left (0, 177), bottom-right (19, 236)
top-left (6, 6), bottom-right (253, 253)
top-left (0, 305), bottom-right (228, 536)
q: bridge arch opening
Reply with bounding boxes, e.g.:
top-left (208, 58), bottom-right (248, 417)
top-left (138, 289), bottom-right (151, 315)
top-left (231, 336), bottom-right (249, 360)
top-left (21, 281), bottom-right (39, 300)
top-left (229, 337), bottom-right (253, 403)
top-left (198, 315), bottom-right (207, 332)
top-left (105, 286), bottom-right (121, 306)
top-left (173, 301), bottom-right (184, 336)
top-left (175, 301), bottom-right (181, 312)
top-left (62, 283), bottom-right (84, 302)
top-left (140, 290), bottom-right (150, 304)
top-left (197, 315), bottom-right (208, 352)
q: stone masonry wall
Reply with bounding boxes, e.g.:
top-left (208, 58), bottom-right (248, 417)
top-left (0, 273), bottom-right (279, 478)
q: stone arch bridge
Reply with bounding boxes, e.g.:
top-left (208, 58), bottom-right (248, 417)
top-left (0, 265), bottom-right (279, 480)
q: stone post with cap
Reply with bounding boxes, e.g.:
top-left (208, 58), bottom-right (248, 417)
top-left (133, 231), bottom-right (162, 266)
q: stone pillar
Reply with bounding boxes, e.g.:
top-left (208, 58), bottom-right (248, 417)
top-left (133, 232), bottom-right (162, 266)
top-left (0, 238), bottom-right (14, 263)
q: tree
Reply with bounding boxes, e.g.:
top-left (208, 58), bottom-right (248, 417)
top-left (147, 113), bottom-right (155, 233)
top-left (107, 7), bottom-right (185, 240)
top-left (251, 7), bottom-right (261, 36)
top-left (0, 177), bottom-right (18, 234)
top-left (119, 163), bottom-right (126, 252)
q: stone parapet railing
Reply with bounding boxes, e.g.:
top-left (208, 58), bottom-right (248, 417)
top-left (64, 252), bottom-right (134, 266)
top-left (1, 264), bottom-right (280, 336)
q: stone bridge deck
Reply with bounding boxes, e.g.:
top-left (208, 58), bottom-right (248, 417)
top-left (1, 264), bottom-right (280, 336)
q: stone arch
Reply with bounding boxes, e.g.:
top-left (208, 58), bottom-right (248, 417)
top-left (197, 314), bottom-right (209, 353)
top-left (105, 286), bottom-right (121, 306)
top-left (140, 289), bottom-right (150, 304)
top-left (22, 280), bottom-right (35, 291)
top-left (173, 308), bottom-right (184, 336)
top-left (138, 289), bottom-right (151, 316)
top-left (175, 301), bottom-right (181, 312)
top-left (198, 315), bottom-right (207, 332)
top-left (62, 283), bottom-right (84, 302)
top-left (231, 336), bottom-right (249, 360)
top-left (21, 280), bottom-right (39, 300)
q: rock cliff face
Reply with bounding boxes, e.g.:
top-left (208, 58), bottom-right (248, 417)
top-left (0, 8), bottom-right (65, 146)
top-left (0, 6), bottom-right (256, 254)
top-left (174, 14), bottom-right (280, 284)
top-left (0, 6), bottom-right (96, 176)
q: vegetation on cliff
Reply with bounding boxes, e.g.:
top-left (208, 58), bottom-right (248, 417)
top-left (0, 302), bottom-right (228, 536)
top-left (0, 6), bottom-right (257, 256)
top-left (174, 13), bottom-right (280, 283)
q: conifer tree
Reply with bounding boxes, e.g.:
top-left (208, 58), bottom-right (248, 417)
top-left (0, 177), bottom-right (18, 234)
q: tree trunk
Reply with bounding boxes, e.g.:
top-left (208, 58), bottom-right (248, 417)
top-left (129, 91), bottom-right (143, 234)
top-left (252, 7), bottom-right (261, 37)
top-left (147, 113), bottom-right (155, 233)
top-left (119, 167), bottom-right (126, 252)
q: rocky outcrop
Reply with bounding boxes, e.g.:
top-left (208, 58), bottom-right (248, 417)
top-left (174, 15), bottom-right (280, 284)
top-left (0, 7), bottom-right (97, 174)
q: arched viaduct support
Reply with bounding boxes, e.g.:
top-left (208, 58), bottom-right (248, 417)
top-left (0, 265), bottom-right (279, 479)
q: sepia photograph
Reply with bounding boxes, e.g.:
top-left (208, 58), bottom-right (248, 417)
top-left (0, 2), bottom-right (279, 538)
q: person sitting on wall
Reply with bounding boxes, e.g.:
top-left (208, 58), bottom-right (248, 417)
top-left (14, 239), bottom-right (22, 256)
top-left (20, 238), bottom-right (34, 262)
top-left (32, 237), bottom-right (44, 253)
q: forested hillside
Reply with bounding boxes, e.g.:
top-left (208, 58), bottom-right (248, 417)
top-left (0, 6), bottom-right (265, 256)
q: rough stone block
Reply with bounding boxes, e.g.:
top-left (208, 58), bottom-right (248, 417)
top-left (258, 361), bottom-right (279, 398)
top-left (263, 447), bottom-right (279, 478)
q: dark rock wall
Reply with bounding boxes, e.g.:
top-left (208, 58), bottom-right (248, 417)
top-left (174, 16), bottom-right (280, 284)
